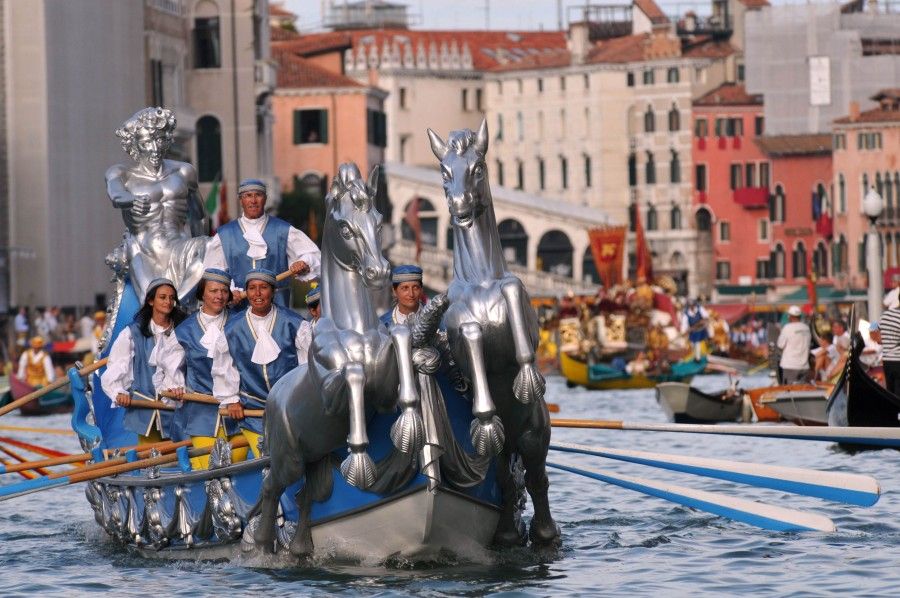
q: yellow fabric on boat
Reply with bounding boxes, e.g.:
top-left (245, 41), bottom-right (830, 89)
top-left (190, 431), bottom-right (247, 469)
top-left (242, 429), bottom-right (263, 459)
top-left (138, 430), bottom-right (164, 445)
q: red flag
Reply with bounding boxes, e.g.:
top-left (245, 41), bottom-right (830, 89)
top-left (588, 226), bottom-right (626, 286)
top-left (218, 179), bottom-right (230, 226)
top-left (404, 197), bottom-right (422, 261)
top-left (805, 252), bottom-right (817, 315)
top-left (634, 204), bottom-right (653, 282)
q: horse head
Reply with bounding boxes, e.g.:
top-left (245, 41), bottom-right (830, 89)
top-left (427, 119), bottom-right (490, 230)
top-left (324, 163), bottom-right (390, 289)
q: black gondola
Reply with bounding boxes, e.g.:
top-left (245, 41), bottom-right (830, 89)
top-left (826, 332), bottom-right (900, 427)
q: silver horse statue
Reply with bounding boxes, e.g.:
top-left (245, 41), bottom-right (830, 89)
top-left (428, 120), bottom-right (560, 547)
top-left (254, 163), bottom-right (425, 556)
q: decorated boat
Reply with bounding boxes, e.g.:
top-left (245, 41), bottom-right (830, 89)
top-left (655, 382), bottom-right (747, 424)
top-left (827, 332), bottom-right (900, 428)
top-left (560, 351), bottom-right (707, 391)
top-left (9, 373), bottom-right (73, 416)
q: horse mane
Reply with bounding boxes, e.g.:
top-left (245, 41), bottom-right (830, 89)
top-left (447, 129), bottom-right (480, 157)
top-left (327, 164), bottom-right (372, 212)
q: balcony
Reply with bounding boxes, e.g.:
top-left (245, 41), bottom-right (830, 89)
top-left (733, 187), bottom-right (769, 209)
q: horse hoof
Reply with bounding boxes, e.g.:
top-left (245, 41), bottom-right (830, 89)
top-left (493, 520), bottom-right (527, 548)
top-left (469, 415), bottom-right (505, 456)
top-left (289, 530), bottom-right (315, 557)
top-left (513, 363), bottom-right (546, 404)
top-left (390, 407), bottom-right (425, 454)
top-left (340, 450), bottom-right (376, 489)
top-left (529, 518), bottom-right (562, 547)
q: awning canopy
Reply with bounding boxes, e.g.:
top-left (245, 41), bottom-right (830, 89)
top-left (707, 303), bottom-right (750, 324)
top-left (715, 284), bottom-right (769, 296)
top-left (777, 285), bottom-right (867, 304)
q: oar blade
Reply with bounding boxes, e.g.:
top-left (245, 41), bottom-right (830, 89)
top-left (0, 475), bottom-right (70, 502)
top-left (548, 461), bottom-right (836, 533)
top-left (550, 442), bottom-right (881, 507)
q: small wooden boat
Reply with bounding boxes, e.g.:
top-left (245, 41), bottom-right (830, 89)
top-left (827, 332), bottom-right (900, 428)
top-left (656, 382), bottom-right (746, 424)
top-left (9, 373), bottom-right (73, 416)
top-left (560, 352), bottom-right (706, 391)
top-left (760, 388), bottom-right (829, 426)
top-left (745, 384), bottom-right (826, 423)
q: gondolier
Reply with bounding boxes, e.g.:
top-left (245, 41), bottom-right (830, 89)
top-left (17, 336), bottom-right (55, 387)
top-left (203, 178), bottom-right (321, 307)
top-left (878, 302), bottom-right (900, 395)
top-left (211, 268), bottom-right (305, 457)
top-left (380, 264), bottom-right (424, 326)
top-left (162, 268), bottom-right (244, 468)
top-left (100, 278), bottom-right (186, 443)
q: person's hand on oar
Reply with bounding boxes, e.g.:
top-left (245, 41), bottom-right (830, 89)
top-left (115, 392), bottom-right (131, 407)
top-left (288, 260), bottom-right (310, 277)
top-left (225, 403), bottom-right (245, 421)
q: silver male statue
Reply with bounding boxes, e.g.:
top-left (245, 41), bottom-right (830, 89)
top-left (106, 107), bottom-right (208, 303)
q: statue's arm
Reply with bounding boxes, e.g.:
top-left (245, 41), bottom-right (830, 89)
top-left (181, 162), bottom-right (210, 236)
top-left (105, 164), bottom-right (135, 208)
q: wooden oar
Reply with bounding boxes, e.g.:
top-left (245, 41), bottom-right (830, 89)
top-left (0, 437), bottom-right (247, 502)
top-left (0, 437), bottom-right (181, 475)
top-left (0, 457), bottom-right (37, 480)
top-left (275, 269), bottom-right (294, 282)
top-left (550, 442), bottom-right (881, 507)
top-left (0, 358), bottom-right (108, 418)
top-left (0, 425), bottom-right (75, 436)
top-left (547, 461), bottom-right (836, 532)
top-left (0, 444), bottom-right (51, 476)
top-left (0, 436), bottom-right (72, 459)
top-left (128, 399), bottom-right (176, 411)
top-left (551, 418), bottom-right (900, 448)
top-left (159, 390), bottom-right (219, 405)
top-left (218, 408), bottom-right (264, 418)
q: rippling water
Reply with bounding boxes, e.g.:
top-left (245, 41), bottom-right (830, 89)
top-left (2, 374), bottom-right (900, 596)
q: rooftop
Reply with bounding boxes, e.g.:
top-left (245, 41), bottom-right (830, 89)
top-left (273, 48), bottom-right (364, 89)
top-left (754, 134), bottom-right (833, 156)
top-left (834, 88), bottom-right (900, 124)
top-left (694, 83), bottom-right (762, 106)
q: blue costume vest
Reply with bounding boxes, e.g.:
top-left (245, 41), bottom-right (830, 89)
top-left (224, 306), bottom-right (304, 434)
top-left (173, 312), bottom-right (237, 438)
top-left (123, 322), bottom-right (175, 439)
top-left (216, 217), bottom-right (292, 307)
top-left (685, 308), bottom-right (710, 343)
top-left (379, 309), bottom-right (393, 327)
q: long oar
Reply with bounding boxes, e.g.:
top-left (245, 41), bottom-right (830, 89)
top-left (0, 425), bottom-right (75, 436)
top-left (551, 418), bottom-right (900, 448)
top-left (0, 437), bottom-right (247, 502)
top-left (159, 392), bottom-right (264, 418)
top-left (548, 461), bottom-right (836, 532)
top-left (0, 437), bottom-right (181, 476)
top-left (218, 408), bottom-right (264, 418)
top-left (0, 444), bottom-right (51, 477)
top-left (550, 442), bottom-right (880, 507)
top-left (0, 358), bottom-right (108, 418)
top-left (0, 436), bottom-right (72, 459)
top-left (0, 457), bottom-right (36, 480)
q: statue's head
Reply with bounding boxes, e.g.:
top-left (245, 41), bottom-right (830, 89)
top-left (427, 119), bottom-right (489, 230)
top-left (325, 163), bottom-right (390, 289)
top-left (115, 107), bottom-right (176, 168)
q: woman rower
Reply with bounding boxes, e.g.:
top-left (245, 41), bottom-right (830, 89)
top-left (162, 269), bottom-right (246, 467)
top-left (100, 278), bottom-right (186, 444)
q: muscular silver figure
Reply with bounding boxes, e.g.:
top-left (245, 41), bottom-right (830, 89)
top-left (106, 107), bottom-right (208, 303)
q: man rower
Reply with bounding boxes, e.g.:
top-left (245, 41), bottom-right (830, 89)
top-left (17, 336), bottom-right (55, 387)
top-left (100, 278), bottom-right (186, 444)
top-left (211, 268), bottom-right (306, 457)
top-left (297, 285), bottom-right (321, 365)
top-left (380, 264), bottom-right (424, 326)
top-left (203, 178), bottom-right (321, 307)
top-left (162, 269), bottom-right (245, 467)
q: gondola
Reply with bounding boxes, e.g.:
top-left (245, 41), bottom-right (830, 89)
top-left (655, 382), bottom-right (747, 424)
top-left (826, 332), bottom-right (900, 427)
top-left (560, 351), bottom-right (707, 391)
top-left (9, 373), bottom-right (73, 416)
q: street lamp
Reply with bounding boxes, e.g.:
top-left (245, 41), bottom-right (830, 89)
top-left (863, 188), bottom-right (884, 322)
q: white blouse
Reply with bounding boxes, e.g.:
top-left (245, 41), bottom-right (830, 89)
top-left (100, 320), bottom-right (179, 407)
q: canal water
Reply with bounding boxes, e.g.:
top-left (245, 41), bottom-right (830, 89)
top-left (2, 374), bottom-right (899, 596)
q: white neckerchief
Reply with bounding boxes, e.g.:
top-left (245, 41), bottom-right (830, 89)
top-left (198, 310), bottom-right (226, 358)
top-left (147, 319), bottom-right (174, 394)
top-left (28, 349), bottom-right (46, 364)
top-left (248, 308), bottom-right (280, 365)
top-left (240, 214), bottom-right (268, 260)
top-left (392, 306), bottom-right (418, 325)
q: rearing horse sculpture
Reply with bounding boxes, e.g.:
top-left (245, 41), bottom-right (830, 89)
top-left (428, 120), bottom-right (560, 547)
top-left (254, 163), bottom-right (424, 556)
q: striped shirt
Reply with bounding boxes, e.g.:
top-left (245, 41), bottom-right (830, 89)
top-left (878, 307), bottom-right (900, 361)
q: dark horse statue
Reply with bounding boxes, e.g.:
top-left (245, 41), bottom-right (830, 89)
top-left (427, 120), bottom-right (560, 547)
top-left (253, 163), bottom-right (424, 556)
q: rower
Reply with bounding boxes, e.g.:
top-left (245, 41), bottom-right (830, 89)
top-left (380, 264), bottom-right (423, 326)
top-left (100, 278), bottom-right (186, 444)
top-left (17, 336), bottom-right (55, 387)
top-left (297, 285), bottom-right (321, 365)
top-left (211, 268), bottom-right (306, 457)
top-left (163, 269), bottom-right (245, 468)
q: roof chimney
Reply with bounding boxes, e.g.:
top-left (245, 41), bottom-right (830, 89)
top-left (568, 21), bottom-right (590, 65)
top-left (849, 101), bottom-right (860, 122)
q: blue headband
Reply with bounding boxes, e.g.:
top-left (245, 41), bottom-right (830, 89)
top-left (306, 286), bottom-right (321, 305)
top-left (238, 178), bottom-right (266, 195)
top-left (202, 268), bottom-right (232, 286)
top-left (392, 264), bottom-right (423, 285)
top-left (145, 277), bottom-right (176, 300)
top-left (245, 267), bottom-right (276, 287)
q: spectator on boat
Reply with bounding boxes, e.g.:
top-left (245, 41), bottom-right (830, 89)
top-left (831, 320), bottom-right (851, 349)
top-left (708, 310), bottom-right (730, 356)
top-left (13, 307), bottom-right (29, 349)
top-left (680, 298), bottom-right (710, 361)
top-left (211, 268), bottom-right (305, 458)
top-left (813, 332), bottom-right (842, 382)
top-left (162, 269), bottom-right (245, 468)
top-left (878, 303), bottom-right (900, 395)
top-left (100, 278), bottom-right (186, 444)
top-left (17, 336), bottom-right (55, 387)
top-left (380, 265), bottom-right (424, 326)
top-left (203, 178), bottom-right (320, 308)
top-left (776, 305), bottom-right (811, 384)
top-left (558, 291), bottom-right (579, 319)
top-left (861, 321), bottom-right (883, 369)
top-left (78, 309), bottom-right (94, 340)
top-left (297, 285), bottom-right (321, 365)
top-left (33, 308), bottom-right (50, 342)
top-left (90, 311), bottom-right (106, 356)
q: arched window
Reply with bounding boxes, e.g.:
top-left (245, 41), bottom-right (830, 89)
top-left (792, 241), bottom-right (807, 278)
top-left (495, 159), bottom-right (504, 187)
top-left (668, 104), bottom-right (680, 131)
top-left (886, 173), bottom-right (895, 221)
top-left (832, 235), bottom-right (846, 275)
top-left (498, 219), bottom-right (528, 266)
top-left (196, 115), bottom-right (222, 182)
top-left (628, 153), bottom-right (637, 187)
top-left (629, 202), bottom-right (637, 232)
top-left (401, 198), bottom-right (438, 247)
top-left (516, 159), bottom-right (524, 190)
top-left (770, 184), bottom-right (786, 223)
top-left (838, 174), bottom-right (846, 213)
top-left (193, 1), bottom-right (221, 69)
top-left (645, 151), bottom-right (656, 184)
top-left (771, 243), bottom-right (785, 278)
top-left (516, 111), bottom-right (524, 141)
top-left (537, 230), bottom-right (573, 277)
top-left (582, 247), bottom-right (601, 284)
top-left (538, 157), bottom-right (546, 190)
top-left (496, 113), bottom-right (504, 140)
top-left (647, 204), bottom-right (658, 231)
top-left (876, 172), bottom-right (884, 198)
top-left (862, 173), bottom-right (869, 196)
top-left (814, 242), bottom-right (828, 277)
top-left (644, 106), bottom-right (655, 133)
top-left (696, 207), bottom-right (712, 232)
top-left (669, 150), bottom-right (680, 183)
top-left (670, 203), bottom-right (682, 230)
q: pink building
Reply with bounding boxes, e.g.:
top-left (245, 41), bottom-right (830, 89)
top-left (832, 90), bottom-right (900, 290)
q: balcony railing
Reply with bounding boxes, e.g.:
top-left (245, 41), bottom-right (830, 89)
top-left (733, 187), bottom-right (769, 209)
